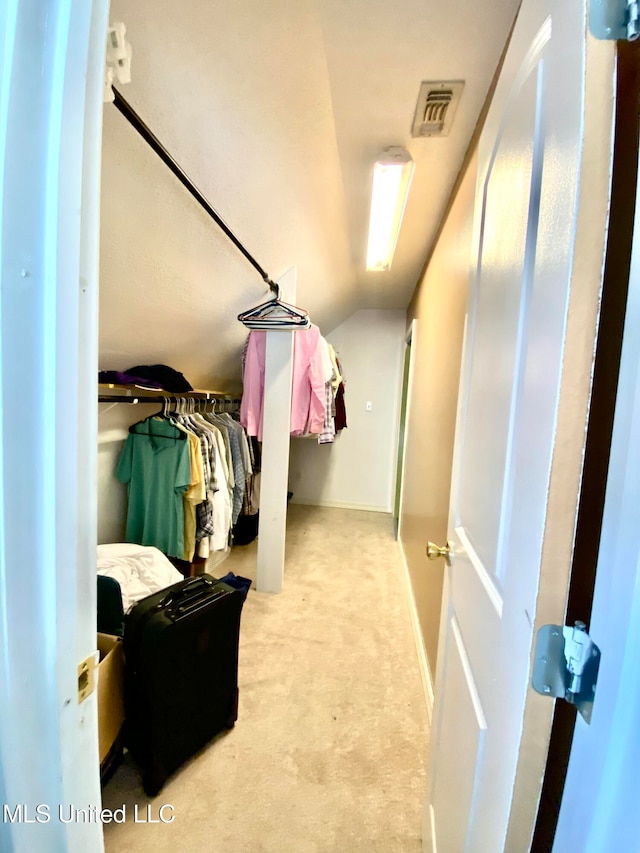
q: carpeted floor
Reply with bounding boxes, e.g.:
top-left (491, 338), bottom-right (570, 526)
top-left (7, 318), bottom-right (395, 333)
top-left (102, 506), bottom-right (429, 852)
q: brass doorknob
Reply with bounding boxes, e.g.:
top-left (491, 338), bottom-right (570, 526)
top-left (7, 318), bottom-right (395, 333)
top-left (426, 541), bottom-right (453, 566)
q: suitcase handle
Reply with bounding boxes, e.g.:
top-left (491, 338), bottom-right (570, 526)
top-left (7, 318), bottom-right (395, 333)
top-left (157, 575), bottom-right (215, 610)
top-left (170, 589), bottom-right (226, 620)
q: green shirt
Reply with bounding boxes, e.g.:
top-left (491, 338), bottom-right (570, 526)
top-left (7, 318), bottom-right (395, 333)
top-left (116, 418), bottom-right (192, 559)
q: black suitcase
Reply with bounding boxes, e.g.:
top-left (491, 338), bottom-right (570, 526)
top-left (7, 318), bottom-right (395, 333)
top-left (123, 574), bottom-right (242, 795)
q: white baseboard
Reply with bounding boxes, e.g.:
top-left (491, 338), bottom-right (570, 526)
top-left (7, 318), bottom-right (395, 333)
top-left (399, 541), bottom-right (434, 724)
top-left (289, 498), bottom-right (390, 513)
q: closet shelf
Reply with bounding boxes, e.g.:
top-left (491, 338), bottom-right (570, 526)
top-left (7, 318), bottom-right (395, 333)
top-left (98, 384), bottom-right (241, 404)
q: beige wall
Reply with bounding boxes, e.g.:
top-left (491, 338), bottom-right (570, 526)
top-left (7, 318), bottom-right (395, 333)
top-left (289, 309), bottom-right (406, 511)
top-left (400, 150), bottom-right (478, 678)
top-left (101, 0), bottom-right (360, 382)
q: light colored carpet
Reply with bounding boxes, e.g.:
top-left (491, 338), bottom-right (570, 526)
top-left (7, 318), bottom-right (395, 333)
top-left (102, 506), bottom-right (430, 852)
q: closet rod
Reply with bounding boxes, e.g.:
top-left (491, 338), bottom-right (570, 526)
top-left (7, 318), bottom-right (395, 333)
top-left (111, 87), bottom-right (279, 295)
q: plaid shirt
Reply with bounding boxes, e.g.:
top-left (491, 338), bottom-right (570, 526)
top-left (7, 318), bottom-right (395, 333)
top-left (241, 435), bottom-right (261, 516)
top-left (318, 381), bottom-right (336, 445)
top-left (210, 414), bottom-right (246, 526)
top-left (175, 417), bottom-right (216, 539)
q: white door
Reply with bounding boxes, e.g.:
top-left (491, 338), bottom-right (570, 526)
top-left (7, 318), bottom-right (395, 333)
top-left (423, 1), bottom-right (613, 850)
top-left (0, 3), bottom-right (109, 852)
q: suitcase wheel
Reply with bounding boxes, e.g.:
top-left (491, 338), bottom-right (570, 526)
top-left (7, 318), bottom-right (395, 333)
top-left (142, 761), bottom-right (167, 798)
top-left (225, 688), bottom-right (239, 729)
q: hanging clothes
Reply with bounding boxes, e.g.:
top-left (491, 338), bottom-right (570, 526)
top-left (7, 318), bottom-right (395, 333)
top-left (175, 410), bottom-right (231, 557)
top-left (203, 418), bottom-right (232, 554)
top-left (116, 417), bottom-right (192, 560)
top-left (172, 411), bottom-right (219, 559)
top-left (332, 350), bottom-right (347, 434)
top-left (327, 343), bottom-right (342, 395)
top-left (317, 336), bottom-right (336, 445)
top-left (335, 382), bottom-right (347, 432)
top-left (318, 381), bottom-right (336, 445)
top-left (206, 411), bottom-right (248, 525)
top-left (240, 433), bottom-right (261, 517)
top-left (179, 427), bottom-right (206, 562)
top-left (231, 428), bottom-right (261, 546)
top-left (115, 401), bottom-right (251, 564)
top-left (240, 323), bottom-right (326, 440)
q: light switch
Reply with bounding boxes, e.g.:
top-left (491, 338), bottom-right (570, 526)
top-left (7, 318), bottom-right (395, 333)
top-left (365, 401), bottom-right (372, 412)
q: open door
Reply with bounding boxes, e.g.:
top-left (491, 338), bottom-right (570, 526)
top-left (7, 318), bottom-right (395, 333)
top-left (423, 0), bottom-right (616, 849)
top-left (552, 133), bottom-right (640, 850)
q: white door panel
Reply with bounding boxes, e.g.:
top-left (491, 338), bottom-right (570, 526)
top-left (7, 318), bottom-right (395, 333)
top-left (430, 617), bottom-right (487, 853)
top-left (459, 63), bottom-right (541, 578)
top-left (424, 0), bottom-right (601, 849)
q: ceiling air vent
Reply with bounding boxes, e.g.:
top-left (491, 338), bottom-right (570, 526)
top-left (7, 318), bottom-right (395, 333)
top-left (411, 80), bottom-right (464, 138)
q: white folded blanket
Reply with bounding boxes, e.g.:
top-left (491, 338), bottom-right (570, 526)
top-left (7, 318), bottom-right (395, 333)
top-left (97, 543), bottom-right (183, 613)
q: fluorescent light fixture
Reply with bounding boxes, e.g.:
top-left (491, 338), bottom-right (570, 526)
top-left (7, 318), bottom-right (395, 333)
top-left (366, 147), bottom-right (415, 272)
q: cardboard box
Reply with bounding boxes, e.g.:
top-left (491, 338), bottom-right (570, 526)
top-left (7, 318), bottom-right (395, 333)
top-left (97, 633), bottom-right (125, 765)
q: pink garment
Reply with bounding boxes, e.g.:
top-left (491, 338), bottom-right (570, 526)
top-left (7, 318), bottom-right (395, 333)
top-left (240, 325), bottom-right (326, 441)
top-left (240, 331), bottom-right (265, 440)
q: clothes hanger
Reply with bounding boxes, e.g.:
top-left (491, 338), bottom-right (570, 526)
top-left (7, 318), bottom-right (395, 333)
top-left (128, 404), bottom-right (186, 440)
top-left (239, 303), bottom-right (311, 328)
top-left (237, 284), bottom-right (311, 330)
top-left (239, 298), bottom-right (308, 321)
top-left (165, 397), bottom-right (183, 428)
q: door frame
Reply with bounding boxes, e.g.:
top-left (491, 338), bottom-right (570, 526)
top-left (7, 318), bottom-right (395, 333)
top-left (394, 320), bottom-right (417, 539)
top-left (0, 3), bottom-right (109, 852)
top-left (552, 124), bottom-right (640, 853)
top-left (529, 39), bottom-right (640, 849)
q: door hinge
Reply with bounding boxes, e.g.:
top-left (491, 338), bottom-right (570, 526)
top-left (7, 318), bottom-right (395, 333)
top-left (77, 655), bottom-right (97, 704)
top-left (532, 621), bottom-right (601, 724)
top-left (590, 0), bottom-right (640, 41)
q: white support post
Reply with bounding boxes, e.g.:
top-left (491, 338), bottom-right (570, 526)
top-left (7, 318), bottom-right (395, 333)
top-left (256, 267), bottom-right (296, 593)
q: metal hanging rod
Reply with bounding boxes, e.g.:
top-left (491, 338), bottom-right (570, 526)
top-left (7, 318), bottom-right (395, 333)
top-left (111, 87), bottom-right (279, 295)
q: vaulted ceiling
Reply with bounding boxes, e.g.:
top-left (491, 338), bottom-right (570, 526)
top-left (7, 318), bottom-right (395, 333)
top-left (100, 0), bottom-right (519, 389)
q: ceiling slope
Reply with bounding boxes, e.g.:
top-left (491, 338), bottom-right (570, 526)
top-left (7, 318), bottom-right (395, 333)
top-left (100, 0), bottom-right (519, 388)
